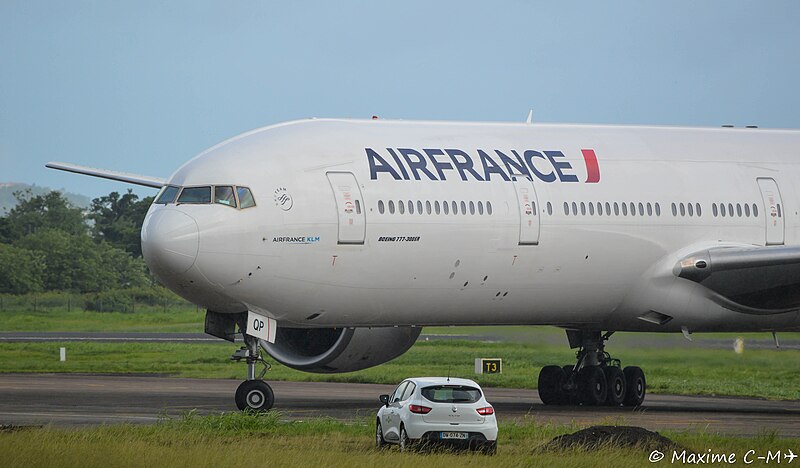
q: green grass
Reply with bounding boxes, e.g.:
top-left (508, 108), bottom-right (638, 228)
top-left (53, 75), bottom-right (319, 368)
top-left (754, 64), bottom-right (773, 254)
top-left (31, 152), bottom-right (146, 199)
top-left (0, 412), bottom-right (794, 468)
top-left (1, 339), bottom-right (798, 399)
top-left (0, 305), bottom-right (204, 332)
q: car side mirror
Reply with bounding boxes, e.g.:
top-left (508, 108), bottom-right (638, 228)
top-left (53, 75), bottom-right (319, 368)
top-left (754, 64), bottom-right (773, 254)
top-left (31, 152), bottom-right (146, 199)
top-left (379, 394), bottom-right (389, 406)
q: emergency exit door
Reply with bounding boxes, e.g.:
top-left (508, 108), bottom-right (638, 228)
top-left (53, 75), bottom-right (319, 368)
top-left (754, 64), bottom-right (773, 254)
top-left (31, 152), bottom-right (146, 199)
top-left (513, 177), bottom-right (540, 245)
top-left (757, 177), bottom-right (785, 245)
top-left (326, 172), bottom-right (366, 244)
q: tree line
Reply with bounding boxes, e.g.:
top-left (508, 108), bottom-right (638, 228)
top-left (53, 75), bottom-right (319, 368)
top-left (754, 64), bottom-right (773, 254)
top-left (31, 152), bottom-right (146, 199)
top-left (0, 190), bottom-right (154, 294)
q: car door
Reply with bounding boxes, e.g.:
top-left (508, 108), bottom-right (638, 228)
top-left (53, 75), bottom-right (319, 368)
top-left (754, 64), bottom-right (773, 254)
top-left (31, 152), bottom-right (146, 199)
top-left (382, 381), bottom-right (408, 441)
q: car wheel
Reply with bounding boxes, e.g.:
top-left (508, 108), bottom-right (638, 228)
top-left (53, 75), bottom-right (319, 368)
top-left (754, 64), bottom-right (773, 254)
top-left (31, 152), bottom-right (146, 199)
top-left (375, 420), bottom-right (387, 449)
top-left (399, 425), bottom-right (411, 452)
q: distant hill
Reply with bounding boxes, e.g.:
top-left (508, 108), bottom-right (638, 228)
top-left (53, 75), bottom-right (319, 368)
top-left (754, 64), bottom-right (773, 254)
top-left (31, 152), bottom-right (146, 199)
top-left (0, 183), bottom-right (91, 214)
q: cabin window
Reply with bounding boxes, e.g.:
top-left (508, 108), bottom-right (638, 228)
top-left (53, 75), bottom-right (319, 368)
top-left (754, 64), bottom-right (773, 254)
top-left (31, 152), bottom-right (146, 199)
top-left (178, 186), bottom-right (212, 204)
top-left (695, 203), bottom-right (701, 217)
top-left (237, 187), bottom-right (256, 208)
top-left (388, 200), bottom-right (395, 214)
top-left (622, 203), bottom-right (628, 216)
top-left (460, 201), bottom-right (467, 215)
top-left (744, 204), bottom-right (751, 217)
top-left (736, 203), bottom-right (742, 217)
top-left (452, 201), bottom-right (458, 214)
top-left (407, 200), bottom-right (414, 214)
top-left (477, 201), bottom-right (484, 215)
top-left (435, 201), bottom-right (441, 215)
top-left (646, 203), bottom-right (653, 216)
top-left (427, 200), bottom-right (433, 215)
top-left (629, 202), bottom-right (636, 216)
top-left (720, 203), bottom-right (727, 217)
top-left (564, 202), bottom-right (570, 215)
top-left (443, 201), bottom-right (449, 215)
top-left (687, 203), bottom-right (694, 217)
top-left (398, 200), bottom-right (405, 214)
top-left (597, 202), bottom-right (603, 216)
top-left (378, 200), bottom-right (385, 214)
top-left (712, 203), bottom-right (718, 217)
top-left (613, 202), bottom-right (620, 216)
top-left (486, 201), bottom-right (493, 215)
top-left (728, 203), bottom-right (734, 217)
top-left (655, 203), bottom-right (661, 216)
top-left (753, 204), bottom-right (759, 217)
top-left (588, 203), bottom-right (595, 216)
top-left (417, 201), bottom-right (423, 214)
top-left (580, 202), bottom-right (586, 216)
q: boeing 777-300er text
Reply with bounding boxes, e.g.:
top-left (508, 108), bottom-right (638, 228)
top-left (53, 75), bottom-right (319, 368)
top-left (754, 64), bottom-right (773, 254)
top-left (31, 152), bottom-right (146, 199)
top-left (47, 117), bottom-right (800, 410)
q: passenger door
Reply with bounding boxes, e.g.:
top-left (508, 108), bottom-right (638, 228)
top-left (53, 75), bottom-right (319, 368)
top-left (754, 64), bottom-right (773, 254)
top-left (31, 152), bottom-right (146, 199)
top-left (757, 178), bottom-right (785, 245)
top-left (326, 172), bottom-right (366, 244)
top-left (512, 177), bottom-right (541, 245)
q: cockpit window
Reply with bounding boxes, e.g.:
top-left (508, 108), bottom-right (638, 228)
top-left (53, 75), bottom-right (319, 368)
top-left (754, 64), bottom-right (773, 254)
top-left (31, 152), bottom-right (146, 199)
top-left (237, 187), bottom-right (256, 209)
top-left (155, 186), bottom-right (180, 205)
top-left (214, 186), bottom-right (236, 207)
top-left (177, 186), bottom-right (212, 204)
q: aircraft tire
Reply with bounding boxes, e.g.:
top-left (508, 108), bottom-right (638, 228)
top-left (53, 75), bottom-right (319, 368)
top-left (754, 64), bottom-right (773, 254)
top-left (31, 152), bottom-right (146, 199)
top-left (623, 366), bottom-right (646, 406)
top-left (604, 366), bottom-right (626, 406)
top-left (537, 365), bottom-right (566, 405)
top-left (577, 366), bottom-right (607, 406)
top-left (235, 380), bottom-right (274, 412)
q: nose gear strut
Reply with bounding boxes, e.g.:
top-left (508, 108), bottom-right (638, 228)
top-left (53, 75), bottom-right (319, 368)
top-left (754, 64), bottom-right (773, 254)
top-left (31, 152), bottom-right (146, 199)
top-left (228, 315), bottom-right (274, 411)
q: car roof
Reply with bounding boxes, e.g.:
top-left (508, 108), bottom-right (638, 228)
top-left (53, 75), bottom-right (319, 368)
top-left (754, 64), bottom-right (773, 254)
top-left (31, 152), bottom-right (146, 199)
top-left (403, 377), bottom-right (481, 388)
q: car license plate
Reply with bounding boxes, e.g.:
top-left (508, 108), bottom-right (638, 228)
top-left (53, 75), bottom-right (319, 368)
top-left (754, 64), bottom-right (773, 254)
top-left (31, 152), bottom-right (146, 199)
top-left (440, 432), bottom-right (467, 440)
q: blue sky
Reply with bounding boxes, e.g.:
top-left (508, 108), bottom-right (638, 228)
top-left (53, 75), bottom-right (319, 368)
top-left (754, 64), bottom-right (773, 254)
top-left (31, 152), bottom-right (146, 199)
top-left (2, 1), bottom-right (799, 199)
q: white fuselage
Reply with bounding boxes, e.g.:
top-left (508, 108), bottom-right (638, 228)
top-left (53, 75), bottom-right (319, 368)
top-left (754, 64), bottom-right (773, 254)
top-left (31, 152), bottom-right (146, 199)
top-left (141, 119), bottom-right (800, 333)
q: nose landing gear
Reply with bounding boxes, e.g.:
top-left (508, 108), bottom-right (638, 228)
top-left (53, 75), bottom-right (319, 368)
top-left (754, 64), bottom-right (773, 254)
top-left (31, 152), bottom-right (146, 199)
top-left (537, 330), bottom-right (646, 407)
top-left (230, 329), bottom-right (274, 412)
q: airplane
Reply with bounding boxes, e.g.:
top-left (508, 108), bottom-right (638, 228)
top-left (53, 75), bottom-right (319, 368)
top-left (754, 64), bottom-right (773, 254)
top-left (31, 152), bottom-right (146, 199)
top-left (47, 117), bottom-right (800, 411)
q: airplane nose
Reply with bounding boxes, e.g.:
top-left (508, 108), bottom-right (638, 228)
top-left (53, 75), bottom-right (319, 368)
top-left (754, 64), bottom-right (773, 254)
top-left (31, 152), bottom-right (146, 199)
top-left (141, 209), bottom-right (199, 277)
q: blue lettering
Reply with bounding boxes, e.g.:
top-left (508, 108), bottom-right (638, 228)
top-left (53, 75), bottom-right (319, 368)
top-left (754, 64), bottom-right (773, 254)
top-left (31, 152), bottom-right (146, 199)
top-left (499, 150), bottom-right (531, 180)
top-left (423, 148), bottom-right (453, 181)
top-left (386, 148), bottom-right (410, 180)
top-left (545, 151), bottom-right (578, 182)
top-left (478, 150), bottom-right (511, 181)
top-left (445, 149), bottom-right (484, 181)
top-left (523, 150), bottom-right (556, 183)
top-left (399, 148), bottom-right (438, 181)
top-left (366, 148), bottom-right (401, 180)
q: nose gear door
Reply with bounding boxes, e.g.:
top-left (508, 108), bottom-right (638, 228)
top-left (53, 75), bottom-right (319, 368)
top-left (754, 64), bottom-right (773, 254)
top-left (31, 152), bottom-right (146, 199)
top-left (327, 172), bottom-right (366, 244)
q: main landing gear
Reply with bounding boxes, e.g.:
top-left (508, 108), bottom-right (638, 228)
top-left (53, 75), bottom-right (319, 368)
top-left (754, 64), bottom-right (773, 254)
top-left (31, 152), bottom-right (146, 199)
top-left (537, 330), bottom-right (646, 407)
top-left (231, 332), bottom-right (274, 412)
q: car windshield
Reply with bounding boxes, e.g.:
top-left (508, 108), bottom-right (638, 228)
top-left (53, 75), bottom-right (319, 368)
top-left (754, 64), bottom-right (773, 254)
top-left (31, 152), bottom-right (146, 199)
top-left (421, 385), bottom-right (482, 403)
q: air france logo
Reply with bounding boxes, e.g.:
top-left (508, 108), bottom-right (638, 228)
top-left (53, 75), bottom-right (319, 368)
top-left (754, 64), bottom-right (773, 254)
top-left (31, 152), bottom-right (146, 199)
top-left (366, 147), bottom-right (600, 183)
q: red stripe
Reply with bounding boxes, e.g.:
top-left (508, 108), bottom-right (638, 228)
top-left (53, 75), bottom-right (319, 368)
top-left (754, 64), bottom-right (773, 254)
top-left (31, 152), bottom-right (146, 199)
top-left (581, 149), bottom-right (600, 183)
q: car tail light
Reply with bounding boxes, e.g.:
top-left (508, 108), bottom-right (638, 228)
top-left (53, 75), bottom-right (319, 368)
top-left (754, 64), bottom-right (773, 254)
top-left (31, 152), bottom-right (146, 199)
top-left (476, 406), bottom-right (494, 415)
top-left (409, 405), bottom-right (432, 414)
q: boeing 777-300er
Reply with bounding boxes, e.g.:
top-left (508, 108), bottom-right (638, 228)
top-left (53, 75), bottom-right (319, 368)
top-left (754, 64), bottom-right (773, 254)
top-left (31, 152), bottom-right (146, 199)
top-left (47, 117), bottom-right (800, 411)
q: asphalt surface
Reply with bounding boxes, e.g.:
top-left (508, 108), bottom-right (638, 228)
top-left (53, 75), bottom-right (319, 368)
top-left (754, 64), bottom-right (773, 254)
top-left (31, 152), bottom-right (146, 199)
top-left (0, 373), bottom-right (798, 437)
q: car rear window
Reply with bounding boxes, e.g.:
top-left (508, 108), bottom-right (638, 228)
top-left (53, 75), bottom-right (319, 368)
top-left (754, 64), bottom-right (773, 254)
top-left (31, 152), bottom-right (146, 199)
top-left (421, 385), bottom-right (482, 403)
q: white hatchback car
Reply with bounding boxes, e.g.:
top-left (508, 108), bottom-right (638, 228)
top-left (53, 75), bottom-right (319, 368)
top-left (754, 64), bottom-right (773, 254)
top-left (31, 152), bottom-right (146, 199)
top-left (375, 377), bottom-right (497, 454)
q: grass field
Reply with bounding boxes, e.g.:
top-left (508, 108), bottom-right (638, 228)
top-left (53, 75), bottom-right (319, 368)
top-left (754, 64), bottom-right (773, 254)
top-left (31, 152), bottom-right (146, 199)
top-left (1, 338), bottom-right (798, 400)
top-left (1, 305), bottom-right (799, 399)
top-left (0, 412), bottom-right (794, 468)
